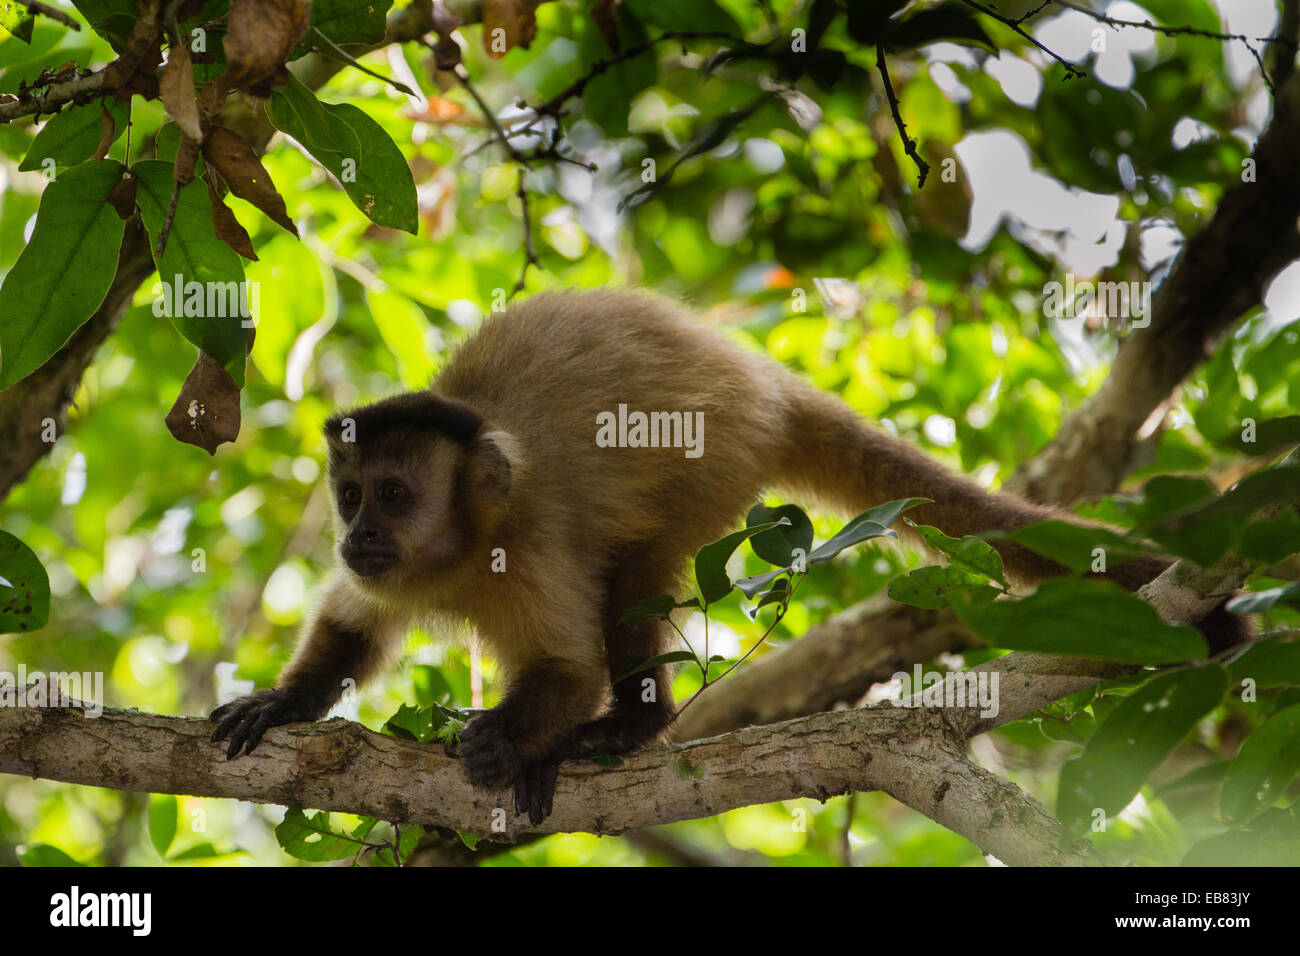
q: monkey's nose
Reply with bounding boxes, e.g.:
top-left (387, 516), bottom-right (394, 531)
top-left (350, 526), bottom-right (381, 546)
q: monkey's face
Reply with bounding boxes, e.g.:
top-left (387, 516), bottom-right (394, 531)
top-left (327, 443), bottom-right (466, 584)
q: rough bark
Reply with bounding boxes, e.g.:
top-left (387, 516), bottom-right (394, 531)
top-left (0, 693), bottom-right (1100, 865)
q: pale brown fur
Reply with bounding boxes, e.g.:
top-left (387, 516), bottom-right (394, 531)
top-left (213, 287), bottom-right (1217, 821)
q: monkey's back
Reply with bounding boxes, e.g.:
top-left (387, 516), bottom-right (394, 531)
top-left (434, 288), bottom-right (794, 558)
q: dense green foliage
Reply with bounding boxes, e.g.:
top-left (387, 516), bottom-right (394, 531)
top-left (1, 0), bottom-right (1298, 865)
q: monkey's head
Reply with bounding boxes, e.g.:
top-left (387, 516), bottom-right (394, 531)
top-left (322, 392), bottom-right (517, 587)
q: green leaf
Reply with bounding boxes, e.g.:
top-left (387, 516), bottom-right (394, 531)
top-left (955, 578), bottom-right (1208, 663)
top-left (19, 100), bottom-right (128, 171)
top-left (884, 1), bottom-right (995, 52)
top-left (746, 503), bottom-right (814, 567)
top-left (457, 830), bottom-right (481, 851)
top-left (170, 842), bottom-right (222, 860)
top-left (887, 565), bottom-right (1001, 610)
top-left (905, 520), bottom-right (1008, 588)
top-left (1239, 511), bottom-right (1300, 565)
top-left (806, 517), bottom-right (893, 565)
top-left (1220, 703), bottom-right (1300, 823)
top-left (1220, 415), bottom-right (1300, 456)
top-left (753, 576), bottom-right (792, 610)
top-left (846, 0), bottom-right (908, 45)
top-left (808, 497), bottom-right (928, 567)
top-left (309, 0), bottom-right (392, 45)
top-left (19, 844), bottom-right (86, 866)
top-left (1229, 634), bottom-right (1300, 689)
top-left (1057, 665), bottom-right (1228, 829)
top-left (577, 8), bottom-right (657, 136)
top-left (623, 0), bottom-right (740, 34)
top-left (383, 703), bottom-right (435, 742)
top-left (70, 0), bottom-right (137, 50)
top-left (1183, 808), bottom-right (1300, 865)
top-left (0, 2), bottom-right (34, 43)
top-left (267, 75), bottom-right (418, 233)
top-left (0, 531), bottom-right (50, 634)
top-left (612, 650), bottom-right (698, 683)
top-left (694, 518), bottom-right (789, 604)
top-left (131, 160), bottom-right (249, 386)
top-left (302, 25), bottom-right (414, 95)
top-left (995, 519), bottom-right (1155, 574)
top-left (735, 567), bottom-right (788, 598)
top-left (276, 808), bottom-right (362, 861)
top-left (148, 793), bottom-right (178, 857)
top-left (1139, 464), bottom-right (1300, 565)
top-left (0, 161), bottom-right (126, 388)
top-left (1228, 583), bottom-right (1300, 617)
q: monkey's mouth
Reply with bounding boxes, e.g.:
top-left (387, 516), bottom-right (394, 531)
top-left (345, 551), bottom-right (399, 578)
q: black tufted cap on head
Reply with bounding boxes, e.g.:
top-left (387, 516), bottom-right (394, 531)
top-left (324, 391), bottom-right (483, 454)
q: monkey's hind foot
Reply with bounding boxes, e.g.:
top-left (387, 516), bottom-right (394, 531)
top-left (209, 687), bottom-right (319, 759)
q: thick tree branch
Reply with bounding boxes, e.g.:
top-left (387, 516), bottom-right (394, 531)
top-left (0, 692), bottom-right (1100, 865)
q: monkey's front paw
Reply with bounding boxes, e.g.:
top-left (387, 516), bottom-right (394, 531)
top-left (209, 688), bottom-right (317, 759)
top-left (456, 708), bottom-right (524, 790)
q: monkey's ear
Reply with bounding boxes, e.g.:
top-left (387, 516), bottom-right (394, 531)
top-left (468, 429), bottom-right (520, 502)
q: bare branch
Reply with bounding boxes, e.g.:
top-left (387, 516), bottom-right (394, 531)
top-left (874, 44), bottom-right (929, 188)
top-left (0, 691), bottom-right (1100, 865)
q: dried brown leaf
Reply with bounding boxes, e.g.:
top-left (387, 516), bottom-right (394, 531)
top-left (174, 133), bottom-right (201, 186)
top-left (103, 15), bottom-right (163, 100)
top-left (160, 42), bottom-right (203, 141)
top-left (205, 172), bottom-right (258, 260)
top-left (482, 0), bottom-right (538, 58)
top-left (221, 0), bottom-right (311, 97)
top-left (106, 173), bottom-right (138, 220)
top-left (164, 352), bottom-right (241, 454)
top-left (201, 125), bottom-right (297, 236)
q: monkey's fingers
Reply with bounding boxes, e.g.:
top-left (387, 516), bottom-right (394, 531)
top-left (514, 758), bottom-right (560, 826)
top-left (458, 711), bottom-right (522, 789)
top-left (210, 700), bottom-right (259, 744)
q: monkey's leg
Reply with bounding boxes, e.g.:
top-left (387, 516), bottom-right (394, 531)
top-left (556, 550), bottom-right (681, 762)
top-left (211, 576), bottom-right (406, 758)
top-left (457, 652), bottom-right (610, 825)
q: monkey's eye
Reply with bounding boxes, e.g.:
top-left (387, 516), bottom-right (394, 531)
top-left (341, 485), bottom-right (362, 507)
top-left (380, 481), bottom-right (406, 502)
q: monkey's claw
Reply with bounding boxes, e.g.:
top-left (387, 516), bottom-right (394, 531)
top-left (209, 688), bottom-right (314, 759)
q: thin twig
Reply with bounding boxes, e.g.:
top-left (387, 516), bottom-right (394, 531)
top-left (957, 0), bottom-right (1088, 78)
top-left (0, 69), bottom-right (107, 123)
top-left (1048, 0), bottom-right (1298, 92)
top-left (511, 166), bottom-right (539, 296)
top-left (155, 179), bottom-right (182, 258)
top-left (875, 44), bottom-right (929, 189)
top-left (442, 55), bottom-right (542, 297)
top-left (21, 0), bottom-right (81, 29)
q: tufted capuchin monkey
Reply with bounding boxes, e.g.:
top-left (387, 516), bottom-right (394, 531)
top-left (211, 287), bottom-right (1239, 824)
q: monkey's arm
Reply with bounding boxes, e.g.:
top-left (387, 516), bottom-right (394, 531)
top-left (211, 574), bottom-right (408, 759)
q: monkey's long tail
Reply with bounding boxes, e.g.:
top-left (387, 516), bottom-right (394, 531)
top-left (775, 381), bottom-right (1162, 590)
